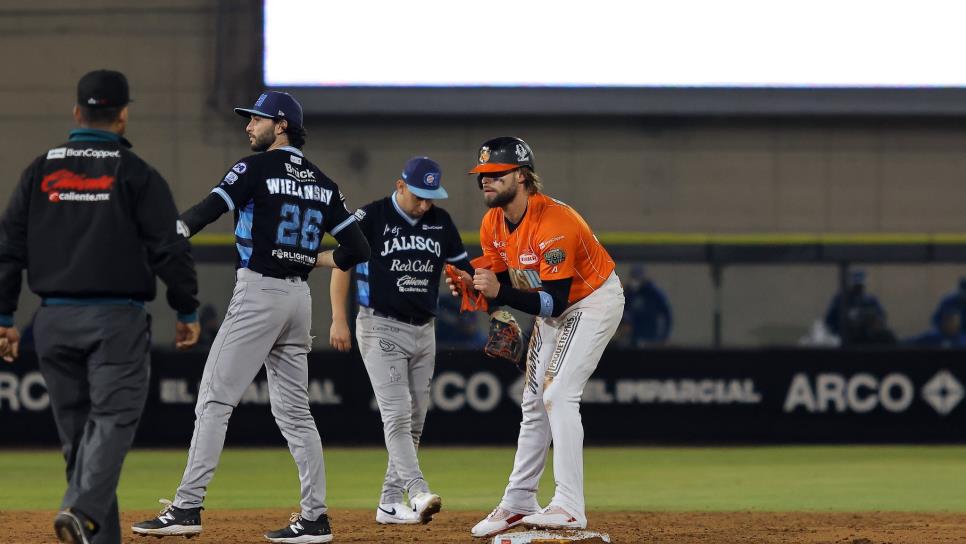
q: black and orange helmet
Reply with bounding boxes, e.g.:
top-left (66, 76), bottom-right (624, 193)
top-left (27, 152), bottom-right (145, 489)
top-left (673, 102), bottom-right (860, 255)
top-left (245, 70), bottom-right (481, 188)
top-left (468, 136), bottom-right (535, 174)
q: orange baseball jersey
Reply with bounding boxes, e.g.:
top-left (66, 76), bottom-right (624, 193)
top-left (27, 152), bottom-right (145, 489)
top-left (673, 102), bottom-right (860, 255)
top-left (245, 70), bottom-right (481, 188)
top-left (480, 192), bottom-right (615, 306)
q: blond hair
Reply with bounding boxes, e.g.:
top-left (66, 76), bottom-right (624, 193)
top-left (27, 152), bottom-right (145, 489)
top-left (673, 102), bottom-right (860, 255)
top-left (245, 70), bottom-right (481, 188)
top-left (521, 168), bottom-right (543, 195)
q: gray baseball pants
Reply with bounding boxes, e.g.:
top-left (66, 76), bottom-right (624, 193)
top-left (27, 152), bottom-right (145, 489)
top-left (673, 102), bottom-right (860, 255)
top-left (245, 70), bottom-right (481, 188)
top-left (174, 268), bottom-right (327, 520)
top-left (35, 304), bottom-right (151, 544)
top-left (356, 307), bottom-right (435, 504)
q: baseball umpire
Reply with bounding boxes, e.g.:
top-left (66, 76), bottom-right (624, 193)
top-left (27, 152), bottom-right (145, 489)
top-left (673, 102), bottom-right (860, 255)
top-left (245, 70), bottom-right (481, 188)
top-left (132, 91), bottom-right (370, 544)
top-left (449, 137), bottom-right (625, 538)
top-left (329, 157), bottom-right (473, 525)
top-left (0, 69), bottom-right (200, 544)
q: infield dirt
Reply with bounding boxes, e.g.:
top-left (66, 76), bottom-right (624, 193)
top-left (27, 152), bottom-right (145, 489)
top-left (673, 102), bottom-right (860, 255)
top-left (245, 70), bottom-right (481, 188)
top-left (6, 510), bottom-right (966, 543)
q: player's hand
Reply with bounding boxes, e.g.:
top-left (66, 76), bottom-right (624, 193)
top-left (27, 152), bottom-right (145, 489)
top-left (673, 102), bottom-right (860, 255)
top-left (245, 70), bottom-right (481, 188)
top-left (329, 319), bottom-right (352, 352)
top-left (473, 268), bottom-right (501, 299)
top-left (0, 326), bottom-right (20, 363)
top-left (175, 321), bottom-right (201, 351)
top-left (445, 269), bottom-right (473, 297)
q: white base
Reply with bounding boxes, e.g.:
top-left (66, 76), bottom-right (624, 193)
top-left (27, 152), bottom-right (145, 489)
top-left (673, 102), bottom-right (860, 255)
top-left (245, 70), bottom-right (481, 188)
top-left (490, 529), bottom-right (611, 543)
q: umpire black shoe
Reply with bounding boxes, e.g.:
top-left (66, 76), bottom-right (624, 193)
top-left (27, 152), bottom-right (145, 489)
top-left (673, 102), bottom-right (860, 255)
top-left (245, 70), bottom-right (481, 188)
top-left (265, 512), bottom-right (333, 543)
top-left (54, 508), bottom-right (96, 544)
top-left (131, 499), bottom-right (203, 538)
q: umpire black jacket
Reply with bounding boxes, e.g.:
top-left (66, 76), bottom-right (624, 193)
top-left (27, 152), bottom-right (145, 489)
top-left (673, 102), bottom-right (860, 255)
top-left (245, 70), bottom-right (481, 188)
top-left (0, 129), bottom-right (198, 324)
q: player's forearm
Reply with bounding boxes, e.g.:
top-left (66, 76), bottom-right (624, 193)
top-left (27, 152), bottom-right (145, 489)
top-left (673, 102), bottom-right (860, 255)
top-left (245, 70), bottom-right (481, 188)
top-left (490, 277), bottom-right (572, 318)
top-left (180, 193), bottom-right (228, 237)
top-left (329, 267), bottom-right (351, 321)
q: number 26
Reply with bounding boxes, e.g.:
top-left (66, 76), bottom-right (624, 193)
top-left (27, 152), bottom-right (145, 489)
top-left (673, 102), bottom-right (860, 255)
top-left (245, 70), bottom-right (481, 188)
top-left (276, 204), bottom-right (322, 251)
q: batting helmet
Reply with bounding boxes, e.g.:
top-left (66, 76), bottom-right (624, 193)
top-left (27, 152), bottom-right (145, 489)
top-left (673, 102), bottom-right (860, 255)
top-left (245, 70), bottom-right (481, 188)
top-left (468, 136), bottom-right (535, 174)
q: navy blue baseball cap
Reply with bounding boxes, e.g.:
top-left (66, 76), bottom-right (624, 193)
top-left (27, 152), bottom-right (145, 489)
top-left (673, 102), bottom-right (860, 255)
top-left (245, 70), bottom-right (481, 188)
top-left (234, 91), bottom-right (303, 129)
top-left (401, 157), bottom-right (447, 200)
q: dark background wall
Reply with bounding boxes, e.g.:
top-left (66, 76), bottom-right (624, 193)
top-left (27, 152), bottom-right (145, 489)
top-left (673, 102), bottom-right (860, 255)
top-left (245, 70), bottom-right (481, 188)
top-left (2, 1), bottom-right (965, 346)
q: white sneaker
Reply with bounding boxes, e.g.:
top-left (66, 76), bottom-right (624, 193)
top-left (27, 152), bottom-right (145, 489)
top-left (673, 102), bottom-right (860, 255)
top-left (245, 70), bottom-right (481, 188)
top-left (375, 502), bottom-right (420, 525)
top-left (409, 492), bottom-right (442, 523)
top-left (470, 506), bottom-right (530, 538)
top-left (521, 505), bottom-right (586, 530)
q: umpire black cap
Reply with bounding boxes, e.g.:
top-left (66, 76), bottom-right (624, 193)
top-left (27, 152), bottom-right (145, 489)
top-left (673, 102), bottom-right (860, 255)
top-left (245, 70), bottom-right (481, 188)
top-left (468, 136), bottom-right (535, 174)
top-left (77, 69), bottom-right (131, 108)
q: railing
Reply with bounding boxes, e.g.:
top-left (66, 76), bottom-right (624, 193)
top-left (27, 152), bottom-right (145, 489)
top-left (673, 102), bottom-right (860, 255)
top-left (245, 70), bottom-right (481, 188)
top-left (190, 232), bottom-right (966, 347)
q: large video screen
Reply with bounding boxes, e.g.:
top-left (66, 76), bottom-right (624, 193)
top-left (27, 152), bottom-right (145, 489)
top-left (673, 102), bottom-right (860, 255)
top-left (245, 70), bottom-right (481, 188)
top-left (264, 0), bottom-right (966, 115)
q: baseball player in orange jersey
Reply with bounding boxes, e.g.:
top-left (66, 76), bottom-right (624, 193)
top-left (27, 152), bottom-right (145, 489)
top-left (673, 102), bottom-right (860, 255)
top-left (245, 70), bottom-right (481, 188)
top-left (449, 137), bottom-right (625, 537)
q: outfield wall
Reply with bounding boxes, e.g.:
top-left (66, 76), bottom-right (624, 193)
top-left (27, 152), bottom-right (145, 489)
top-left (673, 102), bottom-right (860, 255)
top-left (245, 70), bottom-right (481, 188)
top-left (2, 349), bottom-right (965, 446)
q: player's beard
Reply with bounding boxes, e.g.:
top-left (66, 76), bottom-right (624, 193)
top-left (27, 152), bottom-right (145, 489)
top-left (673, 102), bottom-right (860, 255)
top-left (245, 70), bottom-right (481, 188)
top-left (250, 130), bottom-right (276, 152)
top-left (485, 182), bottom-right (518, 208)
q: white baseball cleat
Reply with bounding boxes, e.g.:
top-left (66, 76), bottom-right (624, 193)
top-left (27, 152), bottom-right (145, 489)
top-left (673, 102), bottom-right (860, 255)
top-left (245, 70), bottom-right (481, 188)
top-left (410, 492), bottom-right (442, 523)
top-left (521, 505), bottom-right (587, 530)
top-left (470, 506), bottom-right (530, 538)
top-left (375, 502), bottom-right (420, 525)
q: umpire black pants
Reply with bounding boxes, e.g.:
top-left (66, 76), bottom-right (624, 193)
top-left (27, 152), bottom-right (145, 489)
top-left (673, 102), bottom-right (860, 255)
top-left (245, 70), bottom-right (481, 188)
top-left (35, 305), bottom-right (151, 544)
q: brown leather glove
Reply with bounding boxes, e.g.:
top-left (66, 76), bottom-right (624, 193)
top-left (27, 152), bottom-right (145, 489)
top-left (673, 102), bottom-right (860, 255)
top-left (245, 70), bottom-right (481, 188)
top-left (484, 310), bottom-right (524, 370)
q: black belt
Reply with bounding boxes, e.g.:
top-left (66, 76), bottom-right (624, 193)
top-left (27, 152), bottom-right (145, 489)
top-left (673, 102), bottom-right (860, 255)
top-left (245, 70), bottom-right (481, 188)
top-left (370, 309), bottom-right (432, 326)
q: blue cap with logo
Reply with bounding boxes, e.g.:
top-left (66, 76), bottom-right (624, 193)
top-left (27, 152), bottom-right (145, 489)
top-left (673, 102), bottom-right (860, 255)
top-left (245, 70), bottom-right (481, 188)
top-left (234, 91), bottom-right (303, 129)
top-left (402, 157), bottom-right (447, 200)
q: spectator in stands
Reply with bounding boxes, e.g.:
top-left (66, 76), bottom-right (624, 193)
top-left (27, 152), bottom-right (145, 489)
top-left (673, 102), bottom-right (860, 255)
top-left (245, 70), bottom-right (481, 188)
top-left (848, 304), bottom-right (897, 346)
top-left (435, 293), bottom-right (486, 349)
top-left (823, 269), bottom-right (886, 339)
top-left (930, 277), bottom-right (966, 334)
top-left (623, 265), bottom-right (672, 346)
top-left (907, 308), bottom-right (966, 348)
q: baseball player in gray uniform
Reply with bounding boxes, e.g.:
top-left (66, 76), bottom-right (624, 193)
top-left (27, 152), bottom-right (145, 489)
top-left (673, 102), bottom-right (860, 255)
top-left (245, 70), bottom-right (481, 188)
top-left (329, 157), bottom-right (474, 525)
top-left (131, 91), bottom-right (370, 544)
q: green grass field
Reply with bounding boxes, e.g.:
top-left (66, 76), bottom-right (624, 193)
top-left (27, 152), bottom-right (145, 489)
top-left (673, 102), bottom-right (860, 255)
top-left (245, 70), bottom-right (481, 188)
top-left (3, 446), bottom-right (966, 512)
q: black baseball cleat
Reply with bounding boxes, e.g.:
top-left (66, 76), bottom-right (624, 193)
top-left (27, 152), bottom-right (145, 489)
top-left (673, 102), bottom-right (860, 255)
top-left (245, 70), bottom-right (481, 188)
top-left (54, 508), bottom-right (97, 544)
top-left (131, 499), bottom-right (202, 538)
top-left (265, 512), bottom-right (333, 543)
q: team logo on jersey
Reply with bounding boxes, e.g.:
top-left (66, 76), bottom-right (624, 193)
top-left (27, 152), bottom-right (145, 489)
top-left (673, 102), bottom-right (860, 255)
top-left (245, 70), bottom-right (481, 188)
top-left (479, 146), bottom-right (491, 164)
top-left (232, 162), bottom-right (247, 174)
top-left (423, 172), bottom-right (439, 187)
top-left (515, 144), bottom-right (529, 161)
top-left (380, 235), bottom-right (442, 257)
top-left (544, 248), bottom-right (566, 265)
top-left (519, 251), bottom-right (539, 266)
top-left (353, 209), bottom-right (366, 222)
top-left (290, 155), bottom-right (302, 165)
top-left (223, 171), bottom-right (238, 185)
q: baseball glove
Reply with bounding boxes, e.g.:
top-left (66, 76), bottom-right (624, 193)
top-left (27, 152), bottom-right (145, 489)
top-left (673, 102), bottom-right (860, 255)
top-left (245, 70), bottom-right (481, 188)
top-left (485, 310), bottom-right (524, 369)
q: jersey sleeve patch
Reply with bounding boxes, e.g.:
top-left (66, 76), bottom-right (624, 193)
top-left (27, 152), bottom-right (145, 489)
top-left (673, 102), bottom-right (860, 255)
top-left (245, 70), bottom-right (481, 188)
top-left (544, 248), bottom-right (566, 265)
top-left (231, 162), bottom-right (247, 174)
